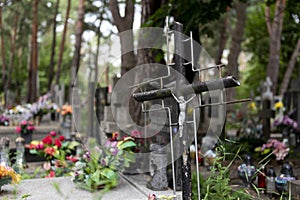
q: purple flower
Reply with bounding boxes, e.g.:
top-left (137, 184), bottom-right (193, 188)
top-left (100, 159), bottom-right (107, 166)
top-left (83, 151), bottom-right (91, 160)
top-left (105, 140), bottom-right (117, 148)
top-left (110, 147), bottom-right (119, 156)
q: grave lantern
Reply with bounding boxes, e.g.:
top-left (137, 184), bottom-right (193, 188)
top-left (266, 166), bottom-right (276, 198)
top-left (15, 137), bottom-right (27, 168)
top-left (237, 154), bottom-right (256, 187)
top-left (0, 137), bottom-right (10, 166)
top-left (71, 132), bottom-right (83, 155)
top-left (275, 162), bottom-right (296, 194)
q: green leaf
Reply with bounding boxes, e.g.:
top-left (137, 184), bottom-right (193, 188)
top-left (29, 149), bottom-right (38, 154)
top-left (118, 141), bottom-right (136, 150)
top-left (100, 168), bottom-right (117, 180)
top-left (91, 170), bottom-right (100, 183)
top-left (68, 141), bottom-right (80, 150)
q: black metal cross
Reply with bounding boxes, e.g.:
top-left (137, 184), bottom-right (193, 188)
top-left (132, 20), bottom-right (245, 200)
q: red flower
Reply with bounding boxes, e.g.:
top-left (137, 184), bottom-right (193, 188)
top-left (58, 135), bottom-right (65, 141)
top-left (45, 170), bottom-right (55, 178)
top-left (44, 147), bottom-right (55, 156)
top-left (66, 155), bottom-right (79, 163)
top-left (26, 144), bottom-right (36, 149)
top-left (42, 135), bottom-right (53, 145)
top-left (54, 138), bottom-right (62, 148)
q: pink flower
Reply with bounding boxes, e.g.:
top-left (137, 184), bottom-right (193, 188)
top-left (43, 162), bottom-right (51, 171)
top-left (16, 126), bottom-right (21, 133)
top-left (49, 131), bottom-right (57, 137)
top-left (27, 125), bottom-right (35, 131)
top-left (44, 147), bottom-right (55, 156)
top-left (131, 130), bottom-right (141, 138)
top-left (36, 143), bottom-right (44, 150)
top-left (20, 121), bottom-right (27, 125)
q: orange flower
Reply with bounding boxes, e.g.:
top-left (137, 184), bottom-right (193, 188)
top-left (59, 105), bottom-right (72, 116)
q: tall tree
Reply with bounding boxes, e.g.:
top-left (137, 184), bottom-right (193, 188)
top-left (56, 0), bottom-right (71, 85)
top-left (109, 0), bottom-right (135, 75)
top-left (5, 6), bottom-right (19, 104)
top-left (70, 0), bottom-right (85, 102)
top-left (48, 0), bottom-right (60, 91)
top-left (265, 0), bottom-right (286, 94)
top-left (27, 0), bottom-right (39, 103)
top-left (225, 1), bottom-right (247, 103)
top-left (0, 3), bottom-right (7, 105)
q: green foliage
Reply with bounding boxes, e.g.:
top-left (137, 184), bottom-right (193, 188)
top-left (147, 0), bottom-right (232, 35)
top-left (243, 1), bottom-right (300, 96)
top-left (192, 145), bottom-right (253, 200)
top-left (72, 137), bottom-right (136, 192)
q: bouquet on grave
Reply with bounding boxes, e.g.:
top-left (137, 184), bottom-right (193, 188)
top-left (0, 164), bottom-right (21, 189)
top-left (16, 120), bottom-right (36, 135)
top-left (72, 137), bottom-right (136, 191)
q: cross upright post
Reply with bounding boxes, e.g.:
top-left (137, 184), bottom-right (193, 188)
top-left (173, 21), bottom-right (191, 199)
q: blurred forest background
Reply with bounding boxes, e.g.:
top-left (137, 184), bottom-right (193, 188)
top-left (0, 0), bottom-right (299, 107)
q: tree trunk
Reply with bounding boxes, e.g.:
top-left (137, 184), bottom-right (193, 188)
top-left (225, 1), bottom-right (247, 105)
top-left (5, 11), bottom-right (19, 103)
top-left (48, 0), bottom-right (60, 91)
top-left (27, 0), bottom-right (39, 103)
top-left (94, 21), bottom-right (102, 84)
top-left (0, 5), bottom-right (7, 106)
top-left (56, 0), bottom-right (71, 85)
top-left (265, 0), bottom-right (286, 94)
top-left (279, 37), bottom-right (300, 96)
top-left (109, 0), bottom-right (136, 75)
top-left (70, 0), bottom-right (85, 103)
top-left (215, 10), bottom-right (229, 65)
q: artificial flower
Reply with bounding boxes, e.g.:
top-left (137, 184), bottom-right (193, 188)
top-left (42, 135), bottom-right (53, 145)
top-left (44, 147), bottom-right (56, 156)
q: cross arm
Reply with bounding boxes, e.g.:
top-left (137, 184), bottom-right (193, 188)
top-left (132, 76), bottom-right (240, 102)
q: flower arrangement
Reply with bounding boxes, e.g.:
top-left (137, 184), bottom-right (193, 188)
top-left (27, 131), bottom-right (79, 178)
top-left (0, 115), bottom-right (9, 126)
top-left (30, 93), bottom-right (58, 119)
top-left (27, 131), bottom-right (79, 162)
top-left (274, 115), bottom-right (298, 130)
top-left (273, 101), bottom-right (298, 134)
top-left (255, 139), bottom-right (289, 160)
top-left (16, 120), bottom-right (36, 135)
top-left (72, 137), bottom-right (136, 191)
top-left (0, 164), bottom-right (21, 189)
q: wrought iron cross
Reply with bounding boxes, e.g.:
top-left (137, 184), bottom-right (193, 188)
top-left (132, 20), bottom-right (249, 200)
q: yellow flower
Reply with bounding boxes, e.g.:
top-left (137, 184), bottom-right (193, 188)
top-left (249, 102), bottom-right (257, 111)
top-left (0, 165), bottom-right (21, 184)
top-left (274, 101), bottom-right (284, 109)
